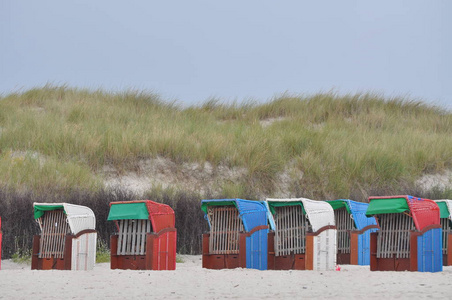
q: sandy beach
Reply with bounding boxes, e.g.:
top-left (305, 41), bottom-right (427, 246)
top-left (1, 256), bottom-right (452, 299)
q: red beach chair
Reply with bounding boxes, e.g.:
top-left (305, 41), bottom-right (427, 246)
top-left (108, 200), bottom-right (177, 270)
top-left (367, 195), bottom-right (442, 272)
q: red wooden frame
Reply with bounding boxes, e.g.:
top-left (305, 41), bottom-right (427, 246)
top-left (110, 228), bottom-right (177, 270)
top-left (446, 233), bottom-right (452, 266)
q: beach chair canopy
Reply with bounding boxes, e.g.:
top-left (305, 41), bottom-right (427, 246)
top-left (266, 198), bottom-right (335, 231)
top-left (366, 195), bottom-right (440, 230)
top-left (201, 199), bottom-right (268, 232)
top-left (327, 199), bottom-right (377, 230)
top-left (33, 202), bottom-right (95, 235)
top-left (108, 200), bottom-right (175, 233)
top-left (434, 200), bottom-right (452, 221)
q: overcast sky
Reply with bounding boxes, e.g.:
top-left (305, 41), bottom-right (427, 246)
top-left (1, 1), bottom-right (451, 109)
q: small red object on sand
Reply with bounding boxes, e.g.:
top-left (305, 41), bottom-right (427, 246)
top-left (335, 265), bottom-right (341, 271)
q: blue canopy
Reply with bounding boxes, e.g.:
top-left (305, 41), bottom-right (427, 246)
top-left (328, 199), bottom-right (377, 230)
top-left (201, 198), bottom-right (269, 232)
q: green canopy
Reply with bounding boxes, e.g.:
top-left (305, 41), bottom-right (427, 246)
top-left (267, 201), bottom-right (306, 216)
top-left (107, 202), bottom-right (150, 221)
top-left (436, 202), bottom-right (450, 219)
top-left (201, 200), bottom-right (238, 214)
top-left (365, 197), bottom-right (409, 217)
top-left (326, 200), bottom-right (351, 213)
top-left (34, 205), bottom-right (65, 219)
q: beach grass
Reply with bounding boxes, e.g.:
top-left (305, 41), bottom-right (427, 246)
top-left (1, 86), bottom-right (451, 198)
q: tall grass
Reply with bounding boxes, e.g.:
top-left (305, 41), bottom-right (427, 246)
top-left (0, 86), bottom-right (451, 199)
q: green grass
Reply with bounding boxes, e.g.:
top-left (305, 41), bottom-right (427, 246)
top-left (96, 240), bottom-right (111, 263)
top-left (11, 249), bottom-right (32, 264)
top-left (176, 254), bottom-right (184, 263)
top-left (1, 86), bottom-right (451, 199)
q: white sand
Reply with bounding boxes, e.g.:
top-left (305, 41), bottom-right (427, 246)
top-left (1, 256), bottom-right (452, 299)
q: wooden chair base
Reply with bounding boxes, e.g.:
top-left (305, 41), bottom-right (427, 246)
top-left (267, 231), bottom-right (308, 270)
top-left (111, 255), bottom-right (147, 270)
top-left (336, 253), bottom-right (351, 265)
top-left (110, 229), bottom-right (177, 271)
top-left (267, 253), bottom-right (306, 270)
top-left (202, 254), bottom-right (242, 269)
top-left (31, 235), bottom-right (72, 270)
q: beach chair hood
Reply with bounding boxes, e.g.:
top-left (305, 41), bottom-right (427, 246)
top-left (266, 198), bottom-right (335, 232)
top-left (108, 200), bottom-right (175, 233)
top-left (367, 195), bottom-right (440, 231)
top-left (201, 198), bottom-right (268, 232)
top-left (434, 199), bottom-right (452, 221)
top-left (327, 199), bottom-right (377, 230)
top-left (33, 202), bottom-right (96, 235)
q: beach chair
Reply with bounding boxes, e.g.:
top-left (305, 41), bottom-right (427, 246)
top-left (108, 200), bottom-right (177, 270)
top-left (367, 195), bottom-right (442, 272)
top-left (434, 200), bottom-right (452, 266)
top-left (0, 217), bottom-right (2, 270)
top-left (266, 198), bottom-right (337, 270)
top-left (327, 199), bottom-right (379, 265)
top-left (31, 203), bottom-right (97, 270)
top-left (201, 199), bottom-right (269, 270)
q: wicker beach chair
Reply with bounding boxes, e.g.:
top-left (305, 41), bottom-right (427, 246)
top-left (108, 200), bottom-right (177, 270)
top-left (367, 195), bottom-right (442, 272)
top-left (201, 199), bottom-right (269, 270)
top-left (266, 198), bottom-right (337, 270)
top-left (31, 203), bottom-right (97, 270)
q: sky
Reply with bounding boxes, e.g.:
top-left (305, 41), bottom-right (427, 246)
top-left (1, 1), bottom-right (451, 109)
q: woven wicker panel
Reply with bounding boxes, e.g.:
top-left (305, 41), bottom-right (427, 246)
top-left (208, 206), bottom-right (244, 254)
top-left (274, 205), bottom-right (309, 256)
top-left (38, 210), bottom-right (71, 258)
top-left (376, 213), bottom-right (415, 259)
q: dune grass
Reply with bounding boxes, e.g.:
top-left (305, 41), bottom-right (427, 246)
top-left (11, 249), bottom-right (32, 264)
top-left (0, 86), bottom-right (451, 199)
top-left (96, 240), bottom-right (111, 263)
